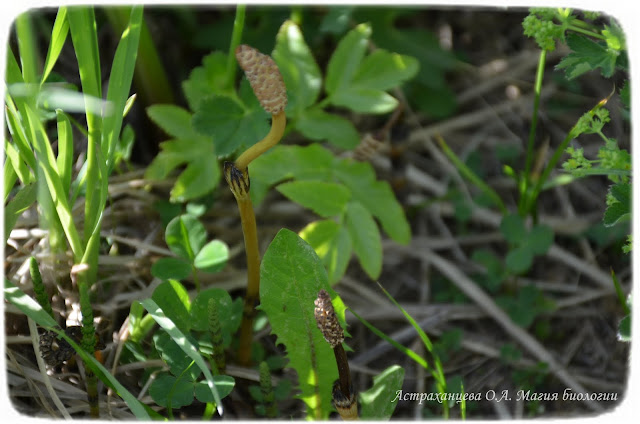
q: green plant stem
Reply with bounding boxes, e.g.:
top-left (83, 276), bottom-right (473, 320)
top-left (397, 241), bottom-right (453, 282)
top-left (611, 268), bottom-right (630, 315)
top-left (435, 135), bottom-right (507, 215)
top-left (520, 48), bottom-right (547, 217)
top-left (566, 24), bottom-right (605, 40)
top-left (225, 5), bottom-right (246, 90)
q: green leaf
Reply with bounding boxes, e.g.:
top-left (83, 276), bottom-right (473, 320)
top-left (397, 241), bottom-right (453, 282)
top-left (618, 315), bottom-right (631, 342)
top-left (182, 51), bottom-right (229, 111)
top-left (151, 257), bottom-right (192, 280)
top-left (55, 110), bottom-right (74, 193)
top-left (41, 7), bottom-right (69, 85)
top-left (300, 220), bottom-right (352, 284)
top-left (249, 144), bottom-right (335, 205)
top-left (149, 372), bottom-right (195, 408)
top-left (147, 105), bottom-right (197, 138)
top-left (604, 201), bottom-right (631, 227)
top-left (556, 33), bottom-right (618, 79)
top-left (500, 214), bottom-right (527, 245)
top-left (4, 280), bottom-right (155, 419)
top-left (353, 49), bottom-right (419, 91)
top-left (102, 6), bottom-right (143, 169)
top-left (527, 225), bottom-right (554, 255)
top-left (4, 183), bottom-right (37, 243)
top-left (359, 365), bottom-right (405, 419)
top-left (190, 288), bottom-right (240, 339)
top-left (192, 93), bottom-right (270, 157)
top-left (140, 297), bottom-right (223, 415)
top-left (277, 180), bottom-right (351, 217)
top-left (165, 214), bottom-right (207, 261)
top-left (471, 249), bottom-right (505, 292)
top-left (325, 23), bottom-right (371, 95)
top-left (154, 331), bottom-right (201, 380)
top-left (345, 201), bottom-right (382, 280)
top-left (334, 159), bottom-right (411, 244)
top-left (505, 247), bottom-right (533, 274)
top-left (151, 280), bottom-right (192, 333)
top-left (194, 376), bottom-right (235, 403)
top-left (610, 182), bottom-right (631, 204)
top-left (170, 154), bottom-right (220, 203)
top-left (194, 240), bottom-right (229, 273)
top-left (295, 109), bottom-right (360, 149)
top-left (272, 20), bottom-right (322, 115)
top-left (259, 229), bottom-right (346, 419)
top-left (330, 87), bottom-right (398, 114)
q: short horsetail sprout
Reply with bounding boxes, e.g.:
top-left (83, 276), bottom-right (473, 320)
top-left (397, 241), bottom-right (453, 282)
top-left (259, 361), bottom-right (278, 418)
top-left (208, 299), bottom-right (226, 373)
top-left (314, 290), bottom-right (358, 420)
top-left (233, 44), bottom-right (287, 171)
top-left (30, 257), bottom-right (54, 319)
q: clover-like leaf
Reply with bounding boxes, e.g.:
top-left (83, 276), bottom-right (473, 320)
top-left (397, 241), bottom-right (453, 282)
top-left (182, 51), bottom-right (229, 111)
top-left (194, 240), bottom-right (229, 273)
top-left (500, 214), bottom-right (527, 245)
top-left (149, 372), bottom-right (196, 409)
top-left (165, 214), bottom-right (207, 261)
top-left (505, 246), bottom-right (533, 274)
top-left (151, 257), bottom-right (192, 281)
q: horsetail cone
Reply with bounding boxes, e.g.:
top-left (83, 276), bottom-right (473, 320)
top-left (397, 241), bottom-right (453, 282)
top-left (235, 44), bottom-right (288, 115)
top-left (314, 289), bottom-right (344, 348)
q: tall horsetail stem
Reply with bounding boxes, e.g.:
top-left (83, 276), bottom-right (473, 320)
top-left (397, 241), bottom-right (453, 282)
top-left (228, 44), bottom-right (287, 366)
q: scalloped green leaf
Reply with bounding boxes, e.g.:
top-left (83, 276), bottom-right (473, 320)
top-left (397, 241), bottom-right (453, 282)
top-left (259, 229), bottom-right (347, 419)
top-left (182, 51), bottom-right (228, 111)
top-left (170, 153), bottom-right (221, 202)
top-left (153, 331), bottom-right (202, 380)
top-left (325, 23), bottom-right (371, 95)
top-left (295, 109), bottom-right (360, 149)
top-left (299, 219), bottom-right (352, 285)
top-left (272, 20), bottom-right (322, 115)
top-left (345, 201), bottom-right (382, 280)
top-left (277, 180), bottom-right (351, 217)
top-left (147, 105), bottom-right (196, 139)
top-left (360, 365), bottom-right (405, 419)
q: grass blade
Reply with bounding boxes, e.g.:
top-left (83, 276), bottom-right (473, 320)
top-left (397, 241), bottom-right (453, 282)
top-left (25, 104), bottom-right (83, 259)
top-left (347, 306), bottom-right (428, 369)
top-left (55, 110), bottom-right (74, 193)
top-left (41, 7), bottom-right (69, 85)
top-left (103, 5), bottom-right (143, 170)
